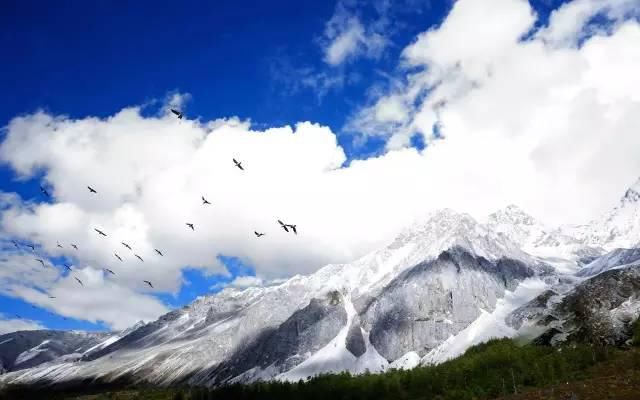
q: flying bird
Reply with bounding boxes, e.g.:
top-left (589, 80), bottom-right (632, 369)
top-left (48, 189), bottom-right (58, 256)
top-left (56, 242), bottom-right (63, 248)
top-left (114, 253), bottom-right (123, 262)
top-left (121, 242), bottom-right (132, 250)
top-left (154, 249), bottom-right (163, 256)
top-left (26, 244), bottom-right (35, 251)
top-left (71, 243), bottom-right (78, 250)
top-left (170, 109), bottom-right (183, 119)
top-left (104, 268), bottom-right (116, 275)
top-left (87, 186), bottom-right (97, 194)
top-left (14, 314), bottom-right (22, 319)
top-left (288, 224), bottom-right (297, 235)
top-left (143, 280), bottom-right (154, 288)
top-left (40, 186), bottom-right (50, 198)
top-left (35, 258), bottom-right (45, 267)
top-left (48, 295), bottom-right (56, 299)
top-left (11, 240), bottom-right (19, 249)
top-left (63, 264), bottom-right (72, 271)
top-left (135, 254), bottom-right (144, 262)
top-left (74, 277), bottom-right (84, 286)
top-left (233, 158), bottom-right (244, 171)
top-left (254, 231), bottom-right (265, 237)
top-left (186, 223), bottom-right (195, 231)
top-left (94, 228), bottom-right (107, 237)
top-left (278, 220), bottom-right (289, 233)
top-left (202, 196), bottom-right (211, 205)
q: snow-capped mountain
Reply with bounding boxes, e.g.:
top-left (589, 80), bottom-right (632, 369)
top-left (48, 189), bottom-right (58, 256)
top-left (3, 179), bottom-right (640, 388)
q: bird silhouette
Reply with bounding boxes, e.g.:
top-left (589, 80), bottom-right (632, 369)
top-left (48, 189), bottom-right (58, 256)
top-left (14, 314), bottom-right (22, 319)
top-left (202, 196), bottom-right (212, 205)
top-left (154, 249), bottom-right (163, 256)
top-left (186, 223), bottom-right (195, 231)
top-left (254, 231), bottom-right (265, 237)
top-left (26, 244), bottom-right (35, 251)
top-left (56, 242), bottom-right (63, 248)
top-left (114, 253), bottom-right (123, 262)
top-left (35, 258), bottom-right (45, 267)
top-left (74, 277), bottom-right (83, 286)
top-left (288, 224), bottom-right (297, 235)
top-left (11, 240), bottom-right (19, 249)
top-left (71, 243), bottom-right (78, 250)
top-left (48, 295), bottom-right (56, 299)
top-left (94, 228), bottom-right (107, 237)
top-left (104, 268), bottom-right (116, 275)
top-left (63, 264), bottom-right (72, 271)
top-left (135, 254), bottom-right (144, 262)
top-left (278, 220), bottom-right (289, 233)
top-left (40, 186), bottom-right (50, 198)
top-left (233, 158), bottom-right (244, 171)
top-left (121, 242), bottom-right (132, 250)
top-left (87, 186), bottom-right (97, 194)
top-left (170, 109), bottom-right (183, 119)
top-left (143, 280), bottom-right (154, 288)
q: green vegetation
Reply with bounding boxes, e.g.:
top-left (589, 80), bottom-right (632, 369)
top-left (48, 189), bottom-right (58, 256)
top-left (2, 336), bottom-right (640, 400)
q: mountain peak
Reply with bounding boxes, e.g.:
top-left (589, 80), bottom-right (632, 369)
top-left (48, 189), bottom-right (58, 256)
top-left (620, 178), bottom-right (640, 206)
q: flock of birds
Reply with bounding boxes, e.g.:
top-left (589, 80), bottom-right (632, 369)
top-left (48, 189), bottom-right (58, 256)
top-left (9, 109), bottom-right (298, 323)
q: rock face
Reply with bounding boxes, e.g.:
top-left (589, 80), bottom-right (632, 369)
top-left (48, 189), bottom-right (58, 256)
top-left (0, 330), bottom-right (110, 374)
top-left (508, 265), bottom-right (640, 346)
top-left (360, 248), bottom-right (535, 361)
top-left (4, 178), bottom-right (640, 388)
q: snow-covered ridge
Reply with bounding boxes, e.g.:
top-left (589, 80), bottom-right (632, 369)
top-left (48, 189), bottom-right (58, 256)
top-left (3, 177), bottom-right (640, 387)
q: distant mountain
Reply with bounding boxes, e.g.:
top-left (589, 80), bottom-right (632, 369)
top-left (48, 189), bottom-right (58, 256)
top-left (3, 179), bottom-right (640, 389)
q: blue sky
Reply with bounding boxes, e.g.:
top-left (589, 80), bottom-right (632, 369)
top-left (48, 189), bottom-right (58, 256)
top-left (0, 0), bottom-right (606, 332)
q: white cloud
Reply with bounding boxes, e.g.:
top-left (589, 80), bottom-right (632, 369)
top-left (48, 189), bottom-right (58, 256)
top-left (537, 0), bottom-right (640, 47)
top-left (0, 314), bottom-right (45, 335)
top-left (321, 1), bottom-right (390, 66)
top-left (229, 275), bottom-right (264, 289)
top-left (1, 0), bottom-right (640, 331)
top-left (0, 246), bottom-right (169, 330)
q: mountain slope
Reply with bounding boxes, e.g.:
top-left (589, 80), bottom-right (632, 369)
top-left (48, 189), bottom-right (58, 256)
top-left (4, 178), bottom-right (640, 388)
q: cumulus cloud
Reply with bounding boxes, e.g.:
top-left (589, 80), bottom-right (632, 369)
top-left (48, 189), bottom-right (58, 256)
top-left (1, 0), bottom-right (640, 330)
top-left (346, 0), bottom-right (640, 220)
top-left (0, 314), bottom-right (45, 335)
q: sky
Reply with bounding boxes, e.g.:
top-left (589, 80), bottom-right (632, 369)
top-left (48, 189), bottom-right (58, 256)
top-left (0, 0), bottom-right (639, 333)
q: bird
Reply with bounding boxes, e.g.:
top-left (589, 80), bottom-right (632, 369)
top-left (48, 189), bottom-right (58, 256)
top-left (14, 314), bottom-right (22, 319)
top-left (87, 186), bottom-right (97, 194)
top-left (143, 280), bottom-right (154, 288)
top-left (278, 220), bottom-right (289, 233)
top-left (71, 243), bottom-right (78, 250)
top-left (94, 228), bottom-right (107, 237)
top-left (11, 240), bottom-right (19, 249)
top-left (135, 254), bottom-right (144, 262)
top-left (233, 158), bottom-right (244, 171)
top-left (26, 244), bottom-right (35, 251)
top-left (48, 295), bottom-right (56, 299)
top-left (154, 249), bottom-right (163, 256)
top-left (63, 264), bottom-right (72, 271)
top-left (288, 224), bottom-right (297, 235)
top-left (114, 253), bottom-right (123, 262)
top-left (202, 196), bottom-right (211, 205)
top-left (104, 268), bottom-right (116, 275)
top-left (186, 223), bottom-right (195, 231)
top-left (170, 109), bottom-right (183, 119)
top-left (254, 231), bottom-right (265, 237)
top-left (121, 242), bottom-right (132, 250)
top-left (35, 258), bottom-right (45, 267)
top-left (56, 242), bottom-right (63, 248)
top-left (40, 186), bottom-right (50, 198)
top-left (74, 277), bottom-right (83, 286)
